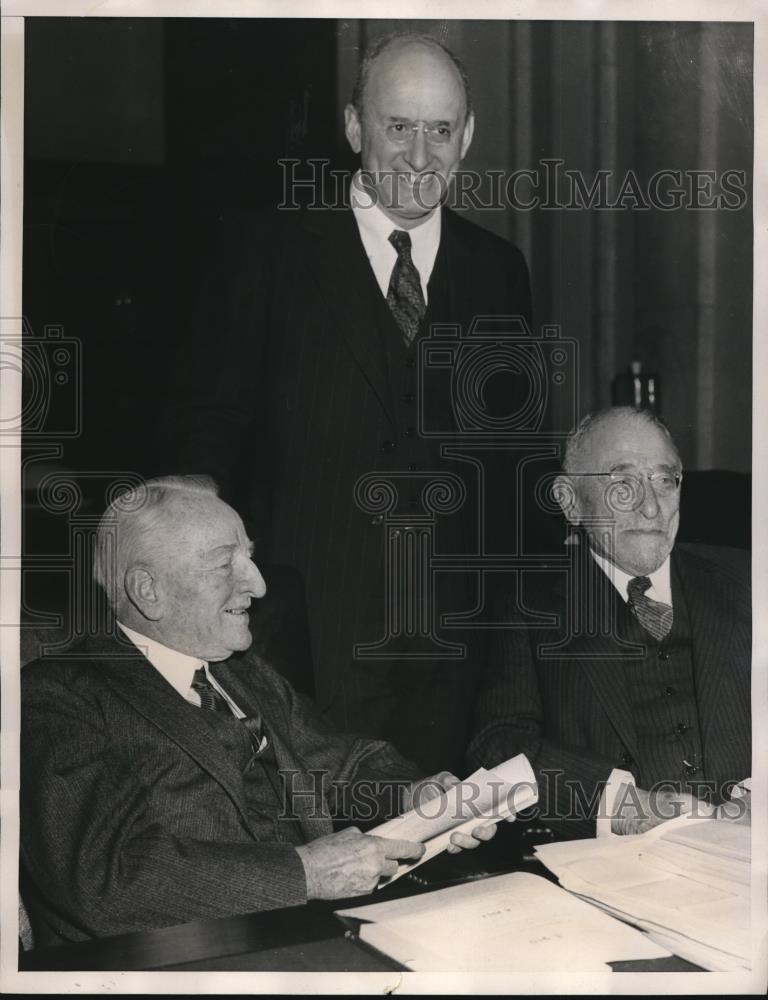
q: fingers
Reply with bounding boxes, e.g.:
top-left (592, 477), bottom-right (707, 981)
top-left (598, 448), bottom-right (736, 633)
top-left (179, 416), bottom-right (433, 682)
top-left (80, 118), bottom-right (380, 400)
top-left (371, 835), bottom-right (425, 861)
top-left (449, 822), bottom-right (498, 851)
top-left (380, 858), bottom-right (400, 878)
top-left (436, 771), bottom-right (461, 790)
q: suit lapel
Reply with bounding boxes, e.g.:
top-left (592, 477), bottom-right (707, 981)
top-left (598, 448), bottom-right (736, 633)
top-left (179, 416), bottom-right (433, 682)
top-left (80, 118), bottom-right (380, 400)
top-left (300, 210), bottom-right (396, 425)
top-left (546, 547), bottom-right (643, 760)
top-left (212, 657), bottom-right (334, 841)
top-left (99, 643), bottom-right (254, 832)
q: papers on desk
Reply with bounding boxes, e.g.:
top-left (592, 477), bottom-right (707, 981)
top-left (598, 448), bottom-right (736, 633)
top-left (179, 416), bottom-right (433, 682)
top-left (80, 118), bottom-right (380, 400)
top-left (335, 871), bottom-right (671, 971)
top-left (369, 754), bottom-right (538, 884)
top-left (534, 815), bottom-right (752, 971)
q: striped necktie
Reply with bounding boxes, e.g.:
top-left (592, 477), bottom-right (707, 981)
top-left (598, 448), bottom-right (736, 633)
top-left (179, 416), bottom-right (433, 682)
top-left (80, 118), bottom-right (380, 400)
top-left (387, 229), bottom-right (426, 345)
top-left (191, 666), bottom-right (231, 712)
top-left (627, 576), bottom-right (674, 641)
top-left (191, 667), bottom-right (267, 756)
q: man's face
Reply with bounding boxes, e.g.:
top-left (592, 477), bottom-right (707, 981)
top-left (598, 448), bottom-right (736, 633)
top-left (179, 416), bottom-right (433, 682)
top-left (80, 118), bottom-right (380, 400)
top-left (151, 494), bottom-right (266, 661)
top-left (564, 417), bottom-right (682, 576)
top-left (345, 42), bottom-right (474, 227)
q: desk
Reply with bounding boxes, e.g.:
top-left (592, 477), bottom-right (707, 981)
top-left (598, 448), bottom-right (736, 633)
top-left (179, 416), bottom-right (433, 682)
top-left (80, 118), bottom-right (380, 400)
top-left (19, 848), bottom-right (702, 973)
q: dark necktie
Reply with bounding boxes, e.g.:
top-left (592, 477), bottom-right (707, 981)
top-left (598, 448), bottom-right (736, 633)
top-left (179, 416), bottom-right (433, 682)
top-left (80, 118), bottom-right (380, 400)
top-left (387, 229), bottom-right (426, 345)
top-left (191, 667), bottom-right (267, 756)
top-left (627, 576), bottom-right (674, 641)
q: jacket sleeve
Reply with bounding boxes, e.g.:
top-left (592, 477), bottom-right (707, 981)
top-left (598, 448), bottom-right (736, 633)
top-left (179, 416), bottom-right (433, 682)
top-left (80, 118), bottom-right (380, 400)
top-left (466, 594), bottom-right (622, 838)
top-left (21, 665), bottom-right (308, 941)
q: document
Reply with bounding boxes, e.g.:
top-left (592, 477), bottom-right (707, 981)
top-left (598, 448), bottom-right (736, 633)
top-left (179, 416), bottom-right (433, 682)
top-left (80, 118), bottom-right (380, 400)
top-left (336, 871), bottom-right (671, 971)
top-left (534, 815), bottom-right (753, 971)
top-left (369, 754), bottom-right (537, 883)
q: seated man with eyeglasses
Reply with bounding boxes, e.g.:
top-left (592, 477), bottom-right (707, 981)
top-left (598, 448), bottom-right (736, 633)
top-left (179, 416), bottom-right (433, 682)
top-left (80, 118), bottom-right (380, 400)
top-left (468, 406), bottom-right (751, 838)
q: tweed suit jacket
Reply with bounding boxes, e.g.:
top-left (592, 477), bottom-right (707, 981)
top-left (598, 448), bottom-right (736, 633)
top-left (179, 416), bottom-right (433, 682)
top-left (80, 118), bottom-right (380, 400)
top-left (169, 205), bottom-right (532, 772)
top-left (467, 543), bottom-right (751, 838)
top-left (20, 633), bottom-right (421, 944)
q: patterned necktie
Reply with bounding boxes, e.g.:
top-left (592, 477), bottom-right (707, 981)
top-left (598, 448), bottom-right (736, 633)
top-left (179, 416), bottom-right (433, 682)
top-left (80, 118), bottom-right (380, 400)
top-left (387, 229), bottom-right (426, 345)
top-left (627, 576), bottom-right (674, 641)
top-left (191, 666), bottom-right (230, 712)
top-left (191, 667), bottom-right (267, 755)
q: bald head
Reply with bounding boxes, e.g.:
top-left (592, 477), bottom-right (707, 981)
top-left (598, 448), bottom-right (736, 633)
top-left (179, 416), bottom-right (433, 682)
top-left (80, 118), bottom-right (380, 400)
top-left (557, 407), bottom-right (683, 576)
top-left (345, 33), bottom-right (475, 227)
top-left (352, 33), bottom-right (471, 122)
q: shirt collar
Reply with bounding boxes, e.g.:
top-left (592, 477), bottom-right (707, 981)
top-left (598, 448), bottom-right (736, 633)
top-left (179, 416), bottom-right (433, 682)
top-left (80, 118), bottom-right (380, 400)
top-left (117, 621), bottom-right (206, 699)
top-left (589, 549), bottom-right (673, 605)
top-left (350, 169), bottom-right (441, 258)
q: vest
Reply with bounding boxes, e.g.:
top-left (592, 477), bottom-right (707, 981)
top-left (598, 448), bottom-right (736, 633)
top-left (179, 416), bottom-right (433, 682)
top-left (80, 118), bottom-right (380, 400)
top-left (617, 563), bottom-right (707, 798)
top-left (196, 709), bottom-right (306, 846)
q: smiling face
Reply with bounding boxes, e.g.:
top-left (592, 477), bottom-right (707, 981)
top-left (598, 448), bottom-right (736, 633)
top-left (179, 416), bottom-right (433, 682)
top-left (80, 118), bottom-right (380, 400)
top-left (344, 40), bottom-right (474, 227)
top-left (562, 414), bottom-right (682, 576)
top-left (149, 492), bottom-right (266, 661)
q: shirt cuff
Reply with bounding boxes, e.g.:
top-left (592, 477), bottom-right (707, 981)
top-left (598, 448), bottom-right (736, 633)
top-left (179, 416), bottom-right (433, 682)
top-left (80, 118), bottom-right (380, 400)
top-left (596, 768), bottom-right (636, 838)
top-left (731, 777), bottom-right (752, 798)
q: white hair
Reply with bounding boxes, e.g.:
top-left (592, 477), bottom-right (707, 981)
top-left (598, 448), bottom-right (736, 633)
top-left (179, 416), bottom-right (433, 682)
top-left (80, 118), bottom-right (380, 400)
top-left (94, 474), bottom-right (219, 611)
top-left (563, 406), bottom-right (681, 473)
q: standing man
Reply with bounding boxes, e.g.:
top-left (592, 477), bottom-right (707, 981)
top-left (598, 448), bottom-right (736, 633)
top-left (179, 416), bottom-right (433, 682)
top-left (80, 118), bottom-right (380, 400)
top-left (468, 407), bottom-right (751, 838)
top-left (170, 33), bottom-right (531, 773)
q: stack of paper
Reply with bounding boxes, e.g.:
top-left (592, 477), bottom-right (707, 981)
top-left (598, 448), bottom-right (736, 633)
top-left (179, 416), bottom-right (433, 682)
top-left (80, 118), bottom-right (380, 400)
top-left (336, 871), bottom-right (671, 972)
top-left (535, 816), bottom-right (752, 971)
top-left (370, 753), bottom-right (538, 884)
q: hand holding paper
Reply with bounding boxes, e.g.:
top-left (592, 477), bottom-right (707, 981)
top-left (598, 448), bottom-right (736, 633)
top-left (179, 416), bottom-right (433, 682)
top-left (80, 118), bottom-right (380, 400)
top-left (371, 754), bottom-right (538, 884)
top-left (403, 770), bottom-right (499, 853)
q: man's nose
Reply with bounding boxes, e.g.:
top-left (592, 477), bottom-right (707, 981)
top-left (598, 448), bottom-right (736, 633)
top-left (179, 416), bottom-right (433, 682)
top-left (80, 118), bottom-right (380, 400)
top-left (638, 479), bottom-right (661, 518)
top-left (243, 561), bottom-right (267, 599)
top-left (403, 128), bottom-right (430, 172)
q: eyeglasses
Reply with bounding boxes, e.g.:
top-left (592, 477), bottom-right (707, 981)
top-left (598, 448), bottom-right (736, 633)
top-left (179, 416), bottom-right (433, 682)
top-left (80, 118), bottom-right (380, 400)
top-left (384, 120), bottom-right (455, 145)
top-left (578, 470), bottom-right (683, 504)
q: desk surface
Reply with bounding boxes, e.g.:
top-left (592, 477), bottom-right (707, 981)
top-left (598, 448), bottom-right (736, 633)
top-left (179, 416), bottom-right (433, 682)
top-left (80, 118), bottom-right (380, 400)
top-left (19, 849), bottom-right (702, 973)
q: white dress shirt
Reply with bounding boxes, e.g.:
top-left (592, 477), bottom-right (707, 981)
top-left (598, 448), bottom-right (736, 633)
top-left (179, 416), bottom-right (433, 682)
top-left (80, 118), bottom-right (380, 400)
top-left (590, 549), bottom-right (672, 606)
top-left (117, 621), bottom-right (245, 717)
top-left (350, 170), bottom-right (441, 304)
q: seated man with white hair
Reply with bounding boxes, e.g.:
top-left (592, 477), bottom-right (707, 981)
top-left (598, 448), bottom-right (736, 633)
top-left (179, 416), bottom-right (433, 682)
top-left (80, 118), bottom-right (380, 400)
top-left (21, 475), bottom-right (495, 946)
top-left (468, 406), bottom-right (751, 838)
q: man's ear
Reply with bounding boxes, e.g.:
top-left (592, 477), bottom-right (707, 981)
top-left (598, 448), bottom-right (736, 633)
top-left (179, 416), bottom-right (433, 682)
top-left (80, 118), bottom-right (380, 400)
top-left (344, 104), bottom-right (362, 154)
top-left (553, 474), bottom-right (581, 526)
top-left (124, 565), bottom-right (163, 622)
top-left (459, 110), bottom-right (475, 160)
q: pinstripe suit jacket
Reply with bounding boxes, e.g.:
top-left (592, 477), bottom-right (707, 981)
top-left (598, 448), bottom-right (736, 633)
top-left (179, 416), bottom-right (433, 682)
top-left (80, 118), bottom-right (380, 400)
top-left (169, 206), bottom-right (531, 772)
top-left (20, 634), bottom-right (421, 944)
top-left (467, 543), bottom-right (751, 838)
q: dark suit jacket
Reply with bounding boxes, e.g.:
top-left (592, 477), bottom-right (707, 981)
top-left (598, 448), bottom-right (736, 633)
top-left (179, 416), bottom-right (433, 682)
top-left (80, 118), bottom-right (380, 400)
top-left (169, 206), bottom-right (531, 772)
top-left (20, 634), bottom-right (421, 944)
top-left (467, 543), bottom-right (751, 838)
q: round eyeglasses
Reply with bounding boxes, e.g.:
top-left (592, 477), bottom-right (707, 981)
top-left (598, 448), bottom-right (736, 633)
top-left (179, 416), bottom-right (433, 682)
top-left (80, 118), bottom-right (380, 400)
top-left (385, 121), bottom-right (455, 145)
top-left (576, 470), bottom-right (683, 512)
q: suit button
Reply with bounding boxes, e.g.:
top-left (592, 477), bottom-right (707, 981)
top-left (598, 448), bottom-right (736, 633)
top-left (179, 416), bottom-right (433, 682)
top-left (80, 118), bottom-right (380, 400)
top-left (370, 514), bottom-right (384, 525)
top-left (658, 649), bottom-right (669, 660)
top-left (665, 685), bottom-right (677, 696)
top-left (675, 722), bottom-right (688, 735)
top-left (381, 440), bottom-right (395, 453)
top-left (405, 426), bottom-right (416, 439)
top-left (621, 752), bottom-right (634, 765)
top-left (408, 463), bottom-right (418, 472)
top-left (405, 356), bottom-right (416, 369)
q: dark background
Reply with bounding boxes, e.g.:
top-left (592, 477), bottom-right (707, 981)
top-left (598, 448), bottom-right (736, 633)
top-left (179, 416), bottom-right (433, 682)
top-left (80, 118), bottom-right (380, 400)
top-left (21, 17), bottom-right (752, 625)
